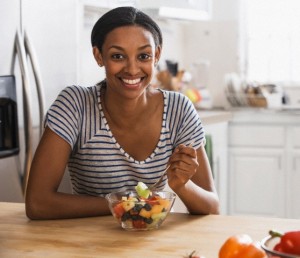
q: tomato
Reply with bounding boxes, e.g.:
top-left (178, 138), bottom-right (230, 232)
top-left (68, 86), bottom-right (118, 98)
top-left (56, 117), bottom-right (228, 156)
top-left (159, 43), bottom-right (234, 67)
top-left (187, 250), bottom-right (206, 258)
top-left (219, 234), bottom-right (266, 258)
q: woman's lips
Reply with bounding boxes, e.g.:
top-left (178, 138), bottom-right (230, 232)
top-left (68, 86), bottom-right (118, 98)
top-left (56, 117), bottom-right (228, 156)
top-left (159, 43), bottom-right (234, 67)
top-left (122, 78), bottom-right (142, 85)
top-left (120, 77), bottom-right (144, 88)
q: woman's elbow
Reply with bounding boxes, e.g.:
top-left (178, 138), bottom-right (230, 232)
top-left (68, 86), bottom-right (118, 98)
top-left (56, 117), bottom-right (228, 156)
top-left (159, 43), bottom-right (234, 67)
top-left (189, 194), bottom-right (220, 215)
top-left (210, 194), bottom-right (220, 215)
top-left (25, 194), bottom-right (46, 220)
top-left (210, 201), bottom-right (220, 215)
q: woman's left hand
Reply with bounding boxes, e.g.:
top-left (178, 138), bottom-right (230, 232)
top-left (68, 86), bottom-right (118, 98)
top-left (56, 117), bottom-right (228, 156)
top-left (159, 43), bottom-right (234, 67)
top-left (167, 144), bottom-right (198, 190)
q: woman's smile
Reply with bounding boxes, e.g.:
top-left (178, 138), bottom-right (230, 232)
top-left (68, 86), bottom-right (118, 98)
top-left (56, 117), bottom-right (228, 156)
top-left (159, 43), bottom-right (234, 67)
top-left (119, 77), bottom-right (145, 89)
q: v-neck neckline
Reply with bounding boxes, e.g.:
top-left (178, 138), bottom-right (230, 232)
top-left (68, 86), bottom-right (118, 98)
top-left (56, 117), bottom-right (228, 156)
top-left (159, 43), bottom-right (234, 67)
top-left (97, 84), bottom-right (167, 165)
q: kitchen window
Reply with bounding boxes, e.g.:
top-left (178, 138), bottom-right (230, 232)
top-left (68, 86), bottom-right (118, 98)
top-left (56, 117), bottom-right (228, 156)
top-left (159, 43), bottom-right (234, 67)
top-left (241, 0), bottom-right (300, 85)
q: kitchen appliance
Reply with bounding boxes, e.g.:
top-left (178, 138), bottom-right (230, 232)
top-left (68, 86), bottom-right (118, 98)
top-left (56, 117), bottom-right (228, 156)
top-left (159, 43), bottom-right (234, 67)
top-left (0, 75), bottom-right (19, 159)
top-left (0, 0), bottom-right (78, 201)
top-left (0, 20), bottom-right (45, 195)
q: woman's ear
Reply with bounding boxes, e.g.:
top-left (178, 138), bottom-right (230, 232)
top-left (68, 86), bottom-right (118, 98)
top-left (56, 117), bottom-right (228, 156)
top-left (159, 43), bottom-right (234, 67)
top-left (154, 46), bottom-right (162, 66)
top-left (93, 46), bottom-right (103, 67)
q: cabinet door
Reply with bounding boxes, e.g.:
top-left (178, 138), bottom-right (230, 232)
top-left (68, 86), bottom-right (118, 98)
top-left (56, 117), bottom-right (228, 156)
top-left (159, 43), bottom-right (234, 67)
top-left (287, 126), bottom-right (300, 219)
top-left (205, 122), bottom-right (229, 215)
top-left (229, 148), bottom-right (285, 217)
top-left (287, 151), bottom-right (300, 219)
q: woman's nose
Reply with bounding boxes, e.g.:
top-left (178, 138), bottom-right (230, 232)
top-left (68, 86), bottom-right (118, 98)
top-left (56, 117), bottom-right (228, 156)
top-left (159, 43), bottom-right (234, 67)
top-left (124, 58), bottom-right (140, 74)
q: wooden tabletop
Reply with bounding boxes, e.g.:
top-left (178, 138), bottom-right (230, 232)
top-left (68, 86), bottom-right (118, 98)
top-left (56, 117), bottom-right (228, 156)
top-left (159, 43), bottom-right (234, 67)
top-left (1, 202), bottom-right (300, 258)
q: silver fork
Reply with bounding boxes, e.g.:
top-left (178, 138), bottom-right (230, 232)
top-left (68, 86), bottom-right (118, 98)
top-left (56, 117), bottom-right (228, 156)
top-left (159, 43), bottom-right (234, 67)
top-left (148, 140), bottom-right (195, 191)
top-left (148, 164), bottom-right (170, 191)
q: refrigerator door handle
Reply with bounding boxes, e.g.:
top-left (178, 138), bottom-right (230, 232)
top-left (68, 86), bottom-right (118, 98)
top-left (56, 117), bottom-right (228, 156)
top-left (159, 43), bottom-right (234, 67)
top-left (11, 30), bottom-right (33, 196)
top-left (24, 31), bottom-right (45, 138)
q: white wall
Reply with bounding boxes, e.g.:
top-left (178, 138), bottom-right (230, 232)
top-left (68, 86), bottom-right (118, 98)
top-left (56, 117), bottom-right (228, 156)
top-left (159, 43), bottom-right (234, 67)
top-left (181, 0), bottom-right (240, 108)
top-left (23, 0), bottom-right (79, 112)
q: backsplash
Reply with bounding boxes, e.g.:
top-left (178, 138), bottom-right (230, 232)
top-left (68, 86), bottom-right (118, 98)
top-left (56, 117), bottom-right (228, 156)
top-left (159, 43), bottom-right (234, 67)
top-left (283, 86), bottom-right (300, 106)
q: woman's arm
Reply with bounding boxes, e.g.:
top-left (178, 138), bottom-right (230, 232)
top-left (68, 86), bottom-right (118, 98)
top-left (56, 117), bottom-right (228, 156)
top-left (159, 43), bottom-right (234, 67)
top-left (167, 144), bottom-right (220, 215)
top-left (25, 127), bottom-right (111, 220)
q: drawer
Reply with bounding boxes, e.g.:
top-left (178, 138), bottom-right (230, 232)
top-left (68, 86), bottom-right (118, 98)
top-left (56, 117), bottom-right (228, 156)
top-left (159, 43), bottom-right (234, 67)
top-left (229, 124), bottom-right (285, 147)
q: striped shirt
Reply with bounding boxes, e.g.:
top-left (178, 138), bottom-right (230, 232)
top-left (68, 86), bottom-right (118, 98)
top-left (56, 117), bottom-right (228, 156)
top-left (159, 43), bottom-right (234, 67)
top-left (45, 81), bottom-right (205, 196)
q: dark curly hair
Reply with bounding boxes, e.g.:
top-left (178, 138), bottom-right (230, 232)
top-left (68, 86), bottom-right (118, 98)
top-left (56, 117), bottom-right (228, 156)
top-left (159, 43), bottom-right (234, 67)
top-left (91, 6), bottom-right (163, 52)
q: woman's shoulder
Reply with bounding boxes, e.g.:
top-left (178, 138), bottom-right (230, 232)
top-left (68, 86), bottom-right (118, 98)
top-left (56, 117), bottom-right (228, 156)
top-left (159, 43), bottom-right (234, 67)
top-left (60, 84), bottom-right (98, 95)
top-left (158, 88), bottom-right (189, 100)
top-left (158, 88), bottom-right (193, 108)
top-left (56, 84), bottom-right (100, 102)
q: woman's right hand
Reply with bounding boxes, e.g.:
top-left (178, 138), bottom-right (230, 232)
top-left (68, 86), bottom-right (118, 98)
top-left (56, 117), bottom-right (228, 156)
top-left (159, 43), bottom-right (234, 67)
top-left (166, 144), bottom-right (198, 191)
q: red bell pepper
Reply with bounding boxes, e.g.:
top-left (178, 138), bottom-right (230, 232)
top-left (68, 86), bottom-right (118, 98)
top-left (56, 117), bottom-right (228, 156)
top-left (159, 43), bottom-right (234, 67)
top-left (270, 230), bottom-right (300, 255)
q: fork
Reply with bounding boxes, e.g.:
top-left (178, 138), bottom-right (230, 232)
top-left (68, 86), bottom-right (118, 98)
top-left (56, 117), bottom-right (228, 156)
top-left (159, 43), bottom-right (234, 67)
top-left (148, 140), bottom-right (195, 191)
top-left (148, 164), bottom-right (170, 191)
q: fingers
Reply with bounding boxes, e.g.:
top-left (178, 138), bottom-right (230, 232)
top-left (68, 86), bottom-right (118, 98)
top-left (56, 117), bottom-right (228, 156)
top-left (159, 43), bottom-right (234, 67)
top-left (166, 143), bottom-right (199, 189)
top-left (169, 143), bottom-right (198, 166)
top-left (175, 143), bottom-right (197, 156)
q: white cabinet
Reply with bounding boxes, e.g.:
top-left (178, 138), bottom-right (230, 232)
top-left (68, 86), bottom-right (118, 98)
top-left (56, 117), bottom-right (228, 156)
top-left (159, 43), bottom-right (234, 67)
top-left (229, 110), bottom-right (300, 219)
top-left (229, 148), bottom-right (285, 217)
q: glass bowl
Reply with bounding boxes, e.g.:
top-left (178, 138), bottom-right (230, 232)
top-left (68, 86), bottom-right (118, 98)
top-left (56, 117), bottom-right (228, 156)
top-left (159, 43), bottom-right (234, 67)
top-left (261, 235), bottom-right (300, 258)
top-left (105, 190), bottom-right (176, 231)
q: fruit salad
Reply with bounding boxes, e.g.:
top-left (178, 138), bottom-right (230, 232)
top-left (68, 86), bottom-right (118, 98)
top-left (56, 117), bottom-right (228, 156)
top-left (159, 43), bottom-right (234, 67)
top-left (111, 182), bottom-right (173, 230)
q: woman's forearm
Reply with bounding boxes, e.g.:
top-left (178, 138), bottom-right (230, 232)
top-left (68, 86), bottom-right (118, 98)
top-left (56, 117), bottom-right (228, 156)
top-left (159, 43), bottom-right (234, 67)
top-left (26, 192), bottom-right (111, 220)
top-left (174, 180), bottom-right (220, 215)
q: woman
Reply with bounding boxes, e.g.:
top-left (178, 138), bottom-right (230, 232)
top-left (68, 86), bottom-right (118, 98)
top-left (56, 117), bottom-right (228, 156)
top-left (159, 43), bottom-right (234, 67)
top-left (25, 6), bottom-right (219, 219)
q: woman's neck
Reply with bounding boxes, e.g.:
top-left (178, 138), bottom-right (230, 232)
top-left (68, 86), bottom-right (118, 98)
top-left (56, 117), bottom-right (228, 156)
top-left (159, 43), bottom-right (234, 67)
top-left (101, 86), bottom-right (151, 129)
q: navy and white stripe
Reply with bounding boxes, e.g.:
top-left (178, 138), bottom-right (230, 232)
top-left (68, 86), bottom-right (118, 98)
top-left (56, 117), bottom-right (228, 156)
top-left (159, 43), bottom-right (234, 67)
top-left (45, 81), bottom-right (205, 196)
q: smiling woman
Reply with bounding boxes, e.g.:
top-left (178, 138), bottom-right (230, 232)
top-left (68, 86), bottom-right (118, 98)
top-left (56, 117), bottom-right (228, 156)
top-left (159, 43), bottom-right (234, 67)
top-left (25, 6), bottom-right (219, 220)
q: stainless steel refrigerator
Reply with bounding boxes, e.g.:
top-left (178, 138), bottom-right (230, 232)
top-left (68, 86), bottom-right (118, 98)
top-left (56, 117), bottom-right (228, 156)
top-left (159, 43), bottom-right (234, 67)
top-left (0, 0), bottom-right (78, 202)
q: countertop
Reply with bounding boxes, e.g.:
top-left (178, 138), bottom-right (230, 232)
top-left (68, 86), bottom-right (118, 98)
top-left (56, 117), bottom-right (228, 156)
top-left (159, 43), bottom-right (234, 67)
top-left (227, 107), bottom-right (300, 124)
top-left (197, 109), bottom-right (233, 125)
top-left (198, 107), bottom-right (300, 125)
top-left (1, 202), bottom-right (300, 258)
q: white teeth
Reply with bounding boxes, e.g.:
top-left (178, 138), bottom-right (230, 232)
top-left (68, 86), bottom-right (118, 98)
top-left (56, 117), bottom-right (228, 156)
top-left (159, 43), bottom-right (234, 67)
top-left (122, 78), bottom-right (141, 85)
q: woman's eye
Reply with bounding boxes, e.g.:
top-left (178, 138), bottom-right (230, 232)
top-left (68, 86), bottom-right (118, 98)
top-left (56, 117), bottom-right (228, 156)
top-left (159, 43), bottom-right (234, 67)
top-left (111, 54), bottom-right (124, 60)
top-left (139, 53), bottom-right (152, 60)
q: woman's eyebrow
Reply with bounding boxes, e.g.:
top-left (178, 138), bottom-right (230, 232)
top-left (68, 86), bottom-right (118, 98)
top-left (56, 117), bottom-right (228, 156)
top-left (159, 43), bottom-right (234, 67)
top-left (108, 44), bottom-right (153, 51)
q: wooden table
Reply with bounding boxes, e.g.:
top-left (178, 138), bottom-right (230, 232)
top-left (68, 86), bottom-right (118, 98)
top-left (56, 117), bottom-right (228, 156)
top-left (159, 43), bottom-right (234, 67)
top-left (1, 202), bottom-right (300, 258)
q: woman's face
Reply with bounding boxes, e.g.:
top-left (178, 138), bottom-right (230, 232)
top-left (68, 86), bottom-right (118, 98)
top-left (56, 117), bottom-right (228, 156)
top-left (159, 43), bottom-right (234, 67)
top-left (94, 25), bottom-right (161, 99)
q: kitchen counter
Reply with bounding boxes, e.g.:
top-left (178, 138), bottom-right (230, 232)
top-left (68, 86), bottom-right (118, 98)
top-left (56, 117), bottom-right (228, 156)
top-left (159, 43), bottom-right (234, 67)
top-left (197, 109), bottom-right (233, 125)
top-left (1, 202), bottom-right (300, 257)
top-left (227, 107), bottom-right (300, 124)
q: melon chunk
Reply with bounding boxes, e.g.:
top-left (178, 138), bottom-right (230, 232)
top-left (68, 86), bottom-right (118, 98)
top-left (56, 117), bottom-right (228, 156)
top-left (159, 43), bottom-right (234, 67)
top-left (135, 182), bottom-right (151, 198)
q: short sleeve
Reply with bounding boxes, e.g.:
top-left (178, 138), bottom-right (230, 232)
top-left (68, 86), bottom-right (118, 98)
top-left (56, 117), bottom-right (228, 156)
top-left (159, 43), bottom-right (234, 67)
top-left (44, 86), bottom-right (81, 148)
top-left (172, 93), bottom-right (205, 149)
